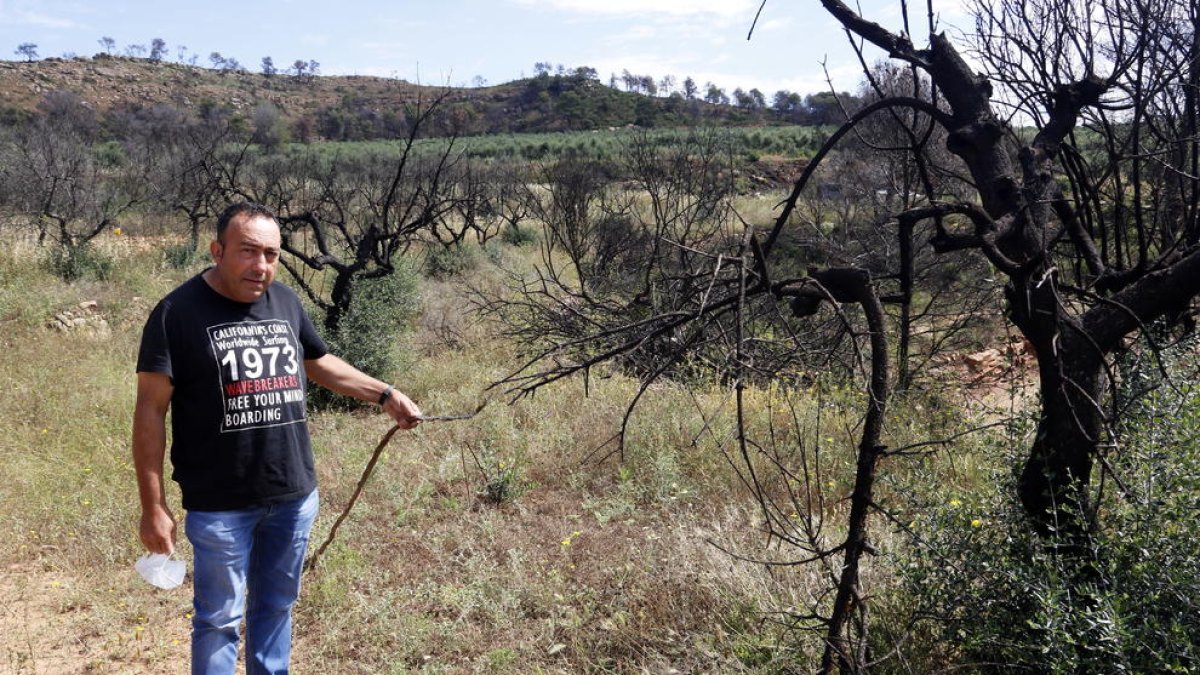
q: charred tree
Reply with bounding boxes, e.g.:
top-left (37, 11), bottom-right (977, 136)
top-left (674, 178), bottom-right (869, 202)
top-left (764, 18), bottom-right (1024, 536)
top-left (217, 91), bottom-right (467, 334)
top-left (807, 0), bottom-right (1200, 537)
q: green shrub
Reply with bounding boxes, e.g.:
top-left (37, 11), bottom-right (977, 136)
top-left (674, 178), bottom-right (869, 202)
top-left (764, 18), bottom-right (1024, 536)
top-left (92, 140), bottom-right (126, 168)
top-left (424, 243), bottom-right (481, 279)
top-left (162, 241), bottom-right (201, 269)
top-left (310, 262), bottom-right (420, 409)
top-left (469, 442), bottom-right (530, 505)
top-left (45, 242), bottom-right (113, 281)
top-left (899, 338), bottom-right (1200, 673)
top-left (500, 223), bottom-right (539, 247)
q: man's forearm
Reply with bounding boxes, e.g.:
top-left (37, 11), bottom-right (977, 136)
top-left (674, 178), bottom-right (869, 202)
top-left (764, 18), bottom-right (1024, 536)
top-left (132, 407), bottom-right (169, 510)
top-left (132, 371), bottom-right (177, 554)
top-left (305, 354), bottom-right (390, 403)
top-left (305, 354), bottom-right (423, 428)
top-left (132, 371), bottom-right (174, 510)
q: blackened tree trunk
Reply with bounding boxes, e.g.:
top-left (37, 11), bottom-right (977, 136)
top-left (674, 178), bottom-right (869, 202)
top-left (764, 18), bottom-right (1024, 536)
top-left (814, 0), bottom-right (1200, 537)
top-left (1011, 281), bottom-right (1106, 536)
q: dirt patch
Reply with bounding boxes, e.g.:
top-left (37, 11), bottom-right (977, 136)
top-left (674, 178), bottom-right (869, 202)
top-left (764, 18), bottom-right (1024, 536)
top-left (930, 335), bottom-right (1038, 416)
top-left (0, 561), bottom-right (190, 674)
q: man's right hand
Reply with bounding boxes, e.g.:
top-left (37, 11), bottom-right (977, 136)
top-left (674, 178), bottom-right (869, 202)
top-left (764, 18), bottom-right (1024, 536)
top-left (383, 388), bottom-right (423, 430)
top-left (140, 503), bottom-right (177, 555)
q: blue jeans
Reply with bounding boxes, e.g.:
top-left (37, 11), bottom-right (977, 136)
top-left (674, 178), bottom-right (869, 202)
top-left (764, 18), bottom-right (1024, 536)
top-left (185, 490), bottom-right (319, 675)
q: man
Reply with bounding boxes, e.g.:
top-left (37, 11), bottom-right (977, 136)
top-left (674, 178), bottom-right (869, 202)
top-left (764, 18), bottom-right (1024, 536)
top-left (132, 202), bottom-right (421, 674)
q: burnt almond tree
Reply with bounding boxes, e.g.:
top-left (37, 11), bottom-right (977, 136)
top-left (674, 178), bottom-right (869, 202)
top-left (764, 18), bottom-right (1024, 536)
top-left (805, 0), bottom-right (1200, 538)
top-left (219, 91), bottom-right (466, 334)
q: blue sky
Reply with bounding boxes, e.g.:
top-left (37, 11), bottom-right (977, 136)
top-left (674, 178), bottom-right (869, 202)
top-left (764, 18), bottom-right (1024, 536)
top-left (0, 0), bottom-right (973, 97)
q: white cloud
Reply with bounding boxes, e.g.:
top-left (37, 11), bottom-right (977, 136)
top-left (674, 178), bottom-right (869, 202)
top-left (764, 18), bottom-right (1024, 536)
top-left (622, 23), bottom-right (660, 41)
top-left (590, 14), bottom-right (727, 60)
top-left (511, 0), bottom-right (760, 18)
top-left (10, 8), bottom-right (78, 28)
top-left (930, 0), bottom-right (975, 31)
top-left (869, 0), bottom-right (974, 39)
top-left (359, 41), bottom-right (409, 59)
top-left (756, 17), bottom-right (792, 33)
top-left (0, 0), bottom-right (85, 28)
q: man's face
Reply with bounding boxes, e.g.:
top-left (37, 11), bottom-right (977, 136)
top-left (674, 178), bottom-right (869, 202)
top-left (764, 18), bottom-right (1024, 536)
top-left (208, 214), bottom-right (282, 303)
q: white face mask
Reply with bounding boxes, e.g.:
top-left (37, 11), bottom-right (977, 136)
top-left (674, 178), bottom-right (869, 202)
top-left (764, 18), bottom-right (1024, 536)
top-left (135, 553), bottom-right (186, 590)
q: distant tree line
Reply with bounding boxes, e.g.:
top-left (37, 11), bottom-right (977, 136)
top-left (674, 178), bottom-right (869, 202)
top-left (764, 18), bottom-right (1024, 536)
top-left (7, 35), bottom-right (323, 80)
top-left (533, 61), bottom-right (862, 127)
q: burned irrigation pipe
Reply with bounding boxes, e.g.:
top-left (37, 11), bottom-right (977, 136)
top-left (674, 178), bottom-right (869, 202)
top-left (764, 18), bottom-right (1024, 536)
top-left (304, 401), bottom-right (487, 573)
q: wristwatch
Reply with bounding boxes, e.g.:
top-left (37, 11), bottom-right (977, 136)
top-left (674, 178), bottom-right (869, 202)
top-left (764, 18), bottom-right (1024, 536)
top-left (378, 385), bottom-right (394, 405)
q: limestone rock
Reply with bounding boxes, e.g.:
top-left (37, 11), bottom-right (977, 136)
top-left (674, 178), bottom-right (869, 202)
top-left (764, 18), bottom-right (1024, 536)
top-left (47, 301), bottom-right (110, 339)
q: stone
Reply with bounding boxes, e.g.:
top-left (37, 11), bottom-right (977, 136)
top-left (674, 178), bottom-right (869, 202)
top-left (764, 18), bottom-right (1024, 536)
top-left (963, 348), bottom-right (1002, 373)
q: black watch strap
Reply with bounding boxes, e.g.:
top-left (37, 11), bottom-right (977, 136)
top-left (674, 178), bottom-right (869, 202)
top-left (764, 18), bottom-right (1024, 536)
top-left (378, 385), bottom-right (394, 405)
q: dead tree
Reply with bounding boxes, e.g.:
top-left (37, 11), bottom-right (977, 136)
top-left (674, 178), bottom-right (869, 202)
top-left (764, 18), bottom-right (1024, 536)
top-left (794, 104), bottom-right (996, 391)
top-left (804, 0), bottom-right (1200, 539)
top-left (841, 62), bottom-right (995, 390)
top-left (218, 92), bottom-right (467, 334)
top-left (147, 108), bottom-right (240, 253)
top-left (481, 127), bottom-right (898, 668)
top-left (436, 160), bottom-right (532, 247)
top-left (1, 96), bottom-right (149, 276)
top-left (482, 130), bottom-right (766, 391)
top-left (773, 269), bottom-right (891, 673)
top-left (521, 156), bottom-right (638, 296)
top-left (481, 0), bottom-right (1200, 670)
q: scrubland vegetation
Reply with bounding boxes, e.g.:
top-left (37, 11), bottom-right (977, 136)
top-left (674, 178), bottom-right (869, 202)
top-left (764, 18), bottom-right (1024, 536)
top-left (1, 192), bottom-right (1197, 672)
top-left (4, 0), bottom-right (1200, 671)
top-left (0, 225), bottom-right (945, 673)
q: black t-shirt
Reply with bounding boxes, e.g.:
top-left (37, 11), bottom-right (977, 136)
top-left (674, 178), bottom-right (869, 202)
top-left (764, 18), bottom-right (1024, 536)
top-left (137, 272), bottom-right (329, 511)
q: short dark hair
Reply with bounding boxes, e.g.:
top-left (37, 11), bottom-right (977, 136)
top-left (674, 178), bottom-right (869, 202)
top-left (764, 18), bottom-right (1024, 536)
top-left (215, 202), bottom-right (277, 241)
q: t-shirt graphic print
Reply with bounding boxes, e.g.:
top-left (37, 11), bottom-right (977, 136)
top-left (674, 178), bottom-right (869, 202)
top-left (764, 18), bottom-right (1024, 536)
top-left (208, 319), bottom-right (307, 432)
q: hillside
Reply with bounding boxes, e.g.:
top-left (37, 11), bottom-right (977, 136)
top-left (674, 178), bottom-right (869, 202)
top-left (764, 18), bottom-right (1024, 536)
top-left (0, 53), bottom-right (440, 116)
top-left (0, 54), bottom-right (775, 139)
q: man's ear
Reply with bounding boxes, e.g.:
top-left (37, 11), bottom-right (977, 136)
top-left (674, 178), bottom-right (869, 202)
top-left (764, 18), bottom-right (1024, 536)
top-left (209, 239), bottom-right (222, 262)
